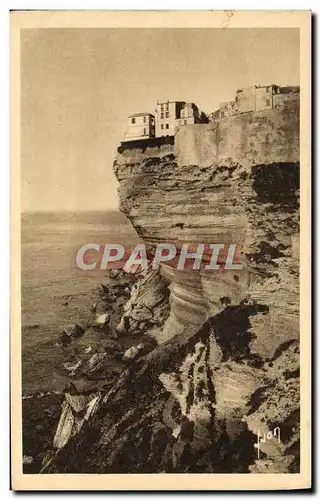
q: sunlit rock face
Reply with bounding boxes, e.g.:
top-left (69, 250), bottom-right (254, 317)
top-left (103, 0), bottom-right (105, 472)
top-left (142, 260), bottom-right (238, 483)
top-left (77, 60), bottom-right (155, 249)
top-left (45, 96), bottom-right (300, 474)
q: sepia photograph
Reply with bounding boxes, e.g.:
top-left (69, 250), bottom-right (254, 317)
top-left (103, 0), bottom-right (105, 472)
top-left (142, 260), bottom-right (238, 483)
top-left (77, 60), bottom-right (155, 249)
top-left (11, 10), bottom-right (311, 491)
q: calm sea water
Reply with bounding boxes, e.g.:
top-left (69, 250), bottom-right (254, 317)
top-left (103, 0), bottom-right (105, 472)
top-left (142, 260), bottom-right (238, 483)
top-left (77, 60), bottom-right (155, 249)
top-left (21, 210), bottom-right (139, 394)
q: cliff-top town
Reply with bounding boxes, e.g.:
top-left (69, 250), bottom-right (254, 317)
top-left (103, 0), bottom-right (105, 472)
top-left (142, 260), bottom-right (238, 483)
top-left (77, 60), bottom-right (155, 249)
top-left (124, 84), bottom-right (300, 142)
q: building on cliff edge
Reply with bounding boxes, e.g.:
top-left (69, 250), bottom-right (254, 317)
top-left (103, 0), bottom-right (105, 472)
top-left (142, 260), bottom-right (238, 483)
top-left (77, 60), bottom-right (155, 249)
top-left (155, 101), bottom-right (200, 137)
top-left (210, 84), bottom-right (300, 121)
top-left (124, 113), bottom-right (155, 142)
top-left (123, 101), bottom-right (200, 143)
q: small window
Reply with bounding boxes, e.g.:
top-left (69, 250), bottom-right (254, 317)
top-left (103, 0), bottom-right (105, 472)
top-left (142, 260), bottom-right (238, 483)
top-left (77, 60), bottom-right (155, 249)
top-left (131, 117), bottom-right (136, 124)
top-left (184, 120), bottom-right (187, 125)
top-left (165, 124), bottom-right (169, 129)
top-left (266, 99), bottom-right (271, 106)
top-left (143, 128), bottom-right (147, 135)
top-left (143, 116), bottom-right (146, 123)
top-left (161, 113), bottom-right (164, 119)
top-left (161, 124), bottom-right (164, 130)
top-left (165, 112), bottom-right (169, 118)
top-left (166, 103), bottom-right (169, 110)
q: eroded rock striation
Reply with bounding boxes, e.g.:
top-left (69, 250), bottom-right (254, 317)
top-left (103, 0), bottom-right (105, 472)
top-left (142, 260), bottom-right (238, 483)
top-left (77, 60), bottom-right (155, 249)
top-left (44, 94), bottom-right (300, 473)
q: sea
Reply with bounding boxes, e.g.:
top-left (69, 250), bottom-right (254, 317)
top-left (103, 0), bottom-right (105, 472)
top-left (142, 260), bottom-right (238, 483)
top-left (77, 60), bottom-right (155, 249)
top-left (21, 210), bottom-right (140, 394)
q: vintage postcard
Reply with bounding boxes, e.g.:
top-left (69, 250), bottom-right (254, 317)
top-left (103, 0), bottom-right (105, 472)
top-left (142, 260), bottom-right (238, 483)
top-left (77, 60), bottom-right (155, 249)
top-left (11, 10), bottom-right (311, 491)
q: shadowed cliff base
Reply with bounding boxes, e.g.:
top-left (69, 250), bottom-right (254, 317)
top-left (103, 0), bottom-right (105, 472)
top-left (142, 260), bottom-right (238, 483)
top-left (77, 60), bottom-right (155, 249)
top-left (40, 312), bottom-right (299, 474)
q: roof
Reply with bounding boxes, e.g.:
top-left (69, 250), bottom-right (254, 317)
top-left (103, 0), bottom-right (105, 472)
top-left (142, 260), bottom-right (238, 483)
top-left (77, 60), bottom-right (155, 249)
top-left (128, 112), bottom-right (154, 118)
top-left (156, 100), bottom-right (186, 105)
top-left (236, 84), bottom-right (278, 92)
top-left (279, 85), bottom-right (300, 94)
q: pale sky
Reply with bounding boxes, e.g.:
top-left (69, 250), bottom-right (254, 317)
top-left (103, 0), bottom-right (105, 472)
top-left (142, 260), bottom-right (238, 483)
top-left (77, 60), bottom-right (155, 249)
top-left (21, 28), bottom-right (300, 212)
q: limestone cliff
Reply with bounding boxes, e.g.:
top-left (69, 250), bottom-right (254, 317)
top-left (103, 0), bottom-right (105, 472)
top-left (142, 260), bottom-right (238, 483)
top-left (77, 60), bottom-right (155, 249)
top-left (43, 94), bottom-right (300, 473)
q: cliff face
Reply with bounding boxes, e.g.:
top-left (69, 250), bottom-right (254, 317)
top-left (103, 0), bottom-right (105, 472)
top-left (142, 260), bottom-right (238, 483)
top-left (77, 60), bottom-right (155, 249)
top-left (114, 97), bottom-right (299, 350)
top-left (44, 96), bottom-right (300, 473)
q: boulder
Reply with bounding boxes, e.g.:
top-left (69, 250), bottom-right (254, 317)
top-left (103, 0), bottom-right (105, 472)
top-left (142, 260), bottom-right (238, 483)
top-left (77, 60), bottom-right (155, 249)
top-left (95, 313), bottom-right (111, 327)
top-left (63, 360), bottom-right (83, 373)
top-left (62, 324), bottom-right (85, 340)
top-left (81, 352), bottom-right (107, 377)
top-left (51, 393), bottom-right (101, 453)
top-left (116, 316), bottom-right (133, 335)
top-left (116, 270), bottom-right (170, 337)
top-left (59, 331), bottom-right (72, 347)
top-left (52, 401), bottom-right (74, 450)
top-left (122, 343), bottom-right (145, 362)
top-left (65, 392), bottom-right (92, 413)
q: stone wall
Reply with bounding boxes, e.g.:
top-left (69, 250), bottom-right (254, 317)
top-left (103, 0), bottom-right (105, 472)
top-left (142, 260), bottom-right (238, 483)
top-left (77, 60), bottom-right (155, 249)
top-left (175, 95), bottom-right (299, 168)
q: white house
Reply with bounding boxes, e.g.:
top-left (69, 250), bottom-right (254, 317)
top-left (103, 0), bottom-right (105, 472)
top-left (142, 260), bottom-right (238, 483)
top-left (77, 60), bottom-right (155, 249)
top-left (124, 113), bottom-right (155, 142)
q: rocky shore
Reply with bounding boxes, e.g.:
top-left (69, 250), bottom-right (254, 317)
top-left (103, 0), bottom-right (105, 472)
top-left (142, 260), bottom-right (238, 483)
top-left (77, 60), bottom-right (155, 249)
top-left (23, 268), bottom-right (170, 472)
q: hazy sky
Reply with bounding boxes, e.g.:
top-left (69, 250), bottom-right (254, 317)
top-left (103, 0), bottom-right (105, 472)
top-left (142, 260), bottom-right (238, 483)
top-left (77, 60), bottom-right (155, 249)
top-left (21, 28), bottom-right (300, 212)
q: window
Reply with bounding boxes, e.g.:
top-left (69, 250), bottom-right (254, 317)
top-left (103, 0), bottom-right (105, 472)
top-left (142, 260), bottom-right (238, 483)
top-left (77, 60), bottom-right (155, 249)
top-left (165, 112), bottom-right (169, 118)
top-left (161, 113), bottom-right (164, 119)
top-left (143, 116), bottom-right (146, 123)
top-left (165, 124), bottom-right (169, 129)
top-left (166, 103), bottom-right (169, 110)
top-left (161, 124), bottom-right (164, 130)
top-left (184, 120), bottom-right (187, 125)
top-left (131, 118), bottom-right (136, 124)
top-left (143, 128), bottom-right (147, 135)
top-left (266, 99), bottom-right (271, 107)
